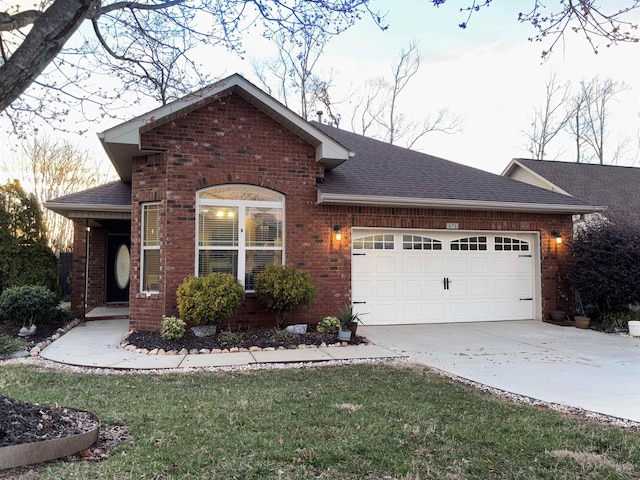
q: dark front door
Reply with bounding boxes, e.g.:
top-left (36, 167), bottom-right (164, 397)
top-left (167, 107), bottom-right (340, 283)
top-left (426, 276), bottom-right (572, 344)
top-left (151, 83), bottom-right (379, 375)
top-left (106, 234), bottom-right (131, 303)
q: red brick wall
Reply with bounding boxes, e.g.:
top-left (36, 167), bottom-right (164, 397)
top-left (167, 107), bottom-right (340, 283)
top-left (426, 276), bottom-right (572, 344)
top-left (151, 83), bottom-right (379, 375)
top-left (122, 91), bottom-right (574, 331)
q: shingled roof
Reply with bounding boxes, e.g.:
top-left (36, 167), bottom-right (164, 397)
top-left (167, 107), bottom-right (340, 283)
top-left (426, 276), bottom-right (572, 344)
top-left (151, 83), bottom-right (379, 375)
top-left (312, 122), bottom-right (601, 213)
top-left (44, 181), bottom-right (131, 218)
top-left (504, 159), bottom-right (640, 222)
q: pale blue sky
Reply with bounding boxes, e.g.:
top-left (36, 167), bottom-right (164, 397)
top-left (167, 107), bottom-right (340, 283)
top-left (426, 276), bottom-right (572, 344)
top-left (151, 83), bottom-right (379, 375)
top-left (1, 0), bottom-right (639, 183)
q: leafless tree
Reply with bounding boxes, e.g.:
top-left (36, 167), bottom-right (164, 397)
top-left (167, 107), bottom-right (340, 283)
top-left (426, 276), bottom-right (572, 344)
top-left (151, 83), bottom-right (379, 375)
top-left (525, 73), bottom-right (571, 160)
top-left (565, 77), bottom-right (629, 164)
top-left (252, 25), bottom-right (334, 120)
top-left (442, 0), bottom-right (640, 58)
top-left (6, 136), bottom-right (114, 252)
top-left (350, 41), bottom-right (463, 148)
top-left (0, 0), bottom-right (385, 132)
top-left (580, 77), bottom-right (630, 164)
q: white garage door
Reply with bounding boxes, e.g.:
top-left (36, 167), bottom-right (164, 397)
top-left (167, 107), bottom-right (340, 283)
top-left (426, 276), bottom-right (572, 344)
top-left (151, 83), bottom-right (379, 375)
top-left (352, 229), bottom-right (537, 325)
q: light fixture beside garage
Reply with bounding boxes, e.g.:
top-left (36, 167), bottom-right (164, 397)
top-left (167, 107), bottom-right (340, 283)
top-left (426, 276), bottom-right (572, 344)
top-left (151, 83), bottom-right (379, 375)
top-left (551, 231), bottom-right (562, 244)
top-left (333, 225), bottom-right (342, 241)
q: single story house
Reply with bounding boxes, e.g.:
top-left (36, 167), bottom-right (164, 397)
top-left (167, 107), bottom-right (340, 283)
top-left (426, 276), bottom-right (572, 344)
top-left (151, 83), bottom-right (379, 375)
top-left (502, 158), bottom-right (640, 227)
top-left (46, 74), bottom-right (602, 331)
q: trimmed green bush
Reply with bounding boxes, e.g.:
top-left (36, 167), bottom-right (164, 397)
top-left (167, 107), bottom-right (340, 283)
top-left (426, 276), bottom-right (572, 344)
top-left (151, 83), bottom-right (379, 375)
top-left (317, 316), bottom-right (340, 334)
top-left (161, 315), bottom-right (186, 340)
top-left (176, 273), bottom-right (245, 327)
top-left (0, 285), bottom-right (57, 326)
top-left (254, 265), bottom-right (316, 328)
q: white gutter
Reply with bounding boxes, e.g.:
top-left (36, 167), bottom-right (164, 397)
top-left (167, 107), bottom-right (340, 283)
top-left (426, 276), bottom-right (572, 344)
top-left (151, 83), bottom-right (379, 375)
top-left (317, 192), bottom-right (606, 214)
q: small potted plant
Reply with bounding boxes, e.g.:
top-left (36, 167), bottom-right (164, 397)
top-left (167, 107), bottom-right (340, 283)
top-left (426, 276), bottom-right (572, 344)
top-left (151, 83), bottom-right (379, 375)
top-left (336, 304), bottom-right (363, 341)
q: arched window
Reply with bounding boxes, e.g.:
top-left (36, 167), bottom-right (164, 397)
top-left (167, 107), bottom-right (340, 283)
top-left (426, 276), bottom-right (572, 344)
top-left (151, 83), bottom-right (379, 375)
top-left (197, 185), bottom-right (285, 290)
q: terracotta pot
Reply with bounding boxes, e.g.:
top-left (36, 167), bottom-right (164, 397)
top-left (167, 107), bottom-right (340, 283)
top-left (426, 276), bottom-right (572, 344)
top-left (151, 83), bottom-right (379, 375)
top-left (549, 310), bottom-right (567, 322)
top-left (574, 316), bottom-right (590, 329)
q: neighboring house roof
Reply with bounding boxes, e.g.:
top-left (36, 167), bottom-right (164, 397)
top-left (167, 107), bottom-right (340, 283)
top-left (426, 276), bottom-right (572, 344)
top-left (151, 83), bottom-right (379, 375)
top-left (503, 158), bottom-right (640, 221)
top-left (313, 122), bottom-right (602, 213)
top-left (98, 73), bottom-right (351, 182)
top-left (44, 181), bottom-right (131, 218)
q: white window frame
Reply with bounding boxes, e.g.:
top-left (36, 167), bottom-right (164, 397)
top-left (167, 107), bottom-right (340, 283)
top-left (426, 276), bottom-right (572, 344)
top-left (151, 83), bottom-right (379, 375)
top-left (141, 202), bottom-right (161, 293)
top-left (196, 185), bottom-right (285, 291)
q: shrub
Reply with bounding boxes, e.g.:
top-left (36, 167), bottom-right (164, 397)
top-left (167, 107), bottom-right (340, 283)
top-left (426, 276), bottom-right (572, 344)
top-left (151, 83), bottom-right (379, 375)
top-left (41, 306), bottom-right (74, 325)
top-left (274, 328), bottom-right (296, 344)
top-left (568, 220), bottom-right (640, 315)
top-left (317, 316), bottom-right (340, 334)
top-left (0, 285), bottom-right (57, 326)
top-left (176, 273), bottom-right (245, 327)
top-left (254, 265), bottom-right (316, 328)
top-left (0, 335), bottom-right (29, 357)
top-left (217, 330), bottom-right (241, 349)
top-left (161, 315), bottom-right (186, 340)
top-left (598, 308), bottom-right (635, 332)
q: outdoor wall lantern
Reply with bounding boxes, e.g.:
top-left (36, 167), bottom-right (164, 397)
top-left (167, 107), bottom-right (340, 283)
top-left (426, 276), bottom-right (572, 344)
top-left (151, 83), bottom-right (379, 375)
top-left (551, 231), bottom-right (562, 244)
top-left (333, 225), bottom-right (342, 242)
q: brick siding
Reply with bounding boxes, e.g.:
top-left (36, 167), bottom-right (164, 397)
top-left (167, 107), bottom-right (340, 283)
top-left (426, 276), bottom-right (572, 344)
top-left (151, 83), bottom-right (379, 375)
top-left (73, 91), bottom-right (574, 330)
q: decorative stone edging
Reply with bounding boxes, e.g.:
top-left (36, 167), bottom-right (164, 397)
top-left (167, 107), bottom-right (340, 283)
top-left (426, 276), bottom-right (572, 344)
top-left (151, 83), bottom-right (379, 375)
top-left (120, 331), bottom-right (368, 356)
top-left (28, 319), bottom-right (83, 357)
top-left (0, 408), bottom-right (99, 470)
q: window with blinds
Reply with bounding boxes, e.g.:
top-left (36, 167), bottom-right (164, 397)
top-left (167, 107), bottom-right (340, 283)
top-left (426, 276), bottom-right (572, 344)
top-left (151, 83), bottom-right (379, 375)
top-left (197, 185), bottom-right (284, 290)
top-left (142, 203), bottom-right (160, 292)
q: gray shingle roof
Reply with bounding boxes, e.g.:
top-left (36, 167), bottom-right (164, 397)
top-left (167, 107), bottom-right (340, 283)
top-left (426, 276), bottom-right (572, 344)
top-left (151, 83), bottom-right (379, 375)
top-left (514, 158), bottom-right (640, 222)
top-left (45, 180), bottom-right (131, 208)
top-left (312, 122), bottom-right (595, 211)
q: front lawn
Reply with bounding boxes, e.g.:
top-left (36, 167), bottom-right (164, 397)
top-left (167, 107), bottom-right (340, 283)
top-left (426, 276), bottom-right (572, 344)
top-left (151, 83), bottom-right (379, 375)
top-left (2, 363), bottom-right (639, 479)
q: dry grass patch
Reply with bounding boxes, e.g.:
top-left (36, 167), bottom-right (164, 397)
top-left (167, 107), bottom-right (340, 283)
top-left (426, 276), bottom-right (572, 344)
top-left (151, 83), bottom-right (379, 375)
top-left (549, 448), bottom-right (637, 476)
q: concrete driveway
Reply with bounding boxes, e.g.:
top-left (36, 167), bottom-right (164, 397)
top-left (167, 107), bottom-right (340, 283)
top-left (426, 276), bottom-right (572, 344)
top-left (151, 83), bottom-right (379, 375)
top-left (360, 320), bottom-right (640, 422)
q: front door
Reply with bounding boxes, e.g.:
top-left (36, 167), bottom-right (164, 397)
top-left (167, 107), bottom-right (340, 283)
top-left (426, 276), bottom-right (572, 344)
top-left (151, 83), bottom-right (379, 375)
top-left (106, 234), bottom-right (131, 303)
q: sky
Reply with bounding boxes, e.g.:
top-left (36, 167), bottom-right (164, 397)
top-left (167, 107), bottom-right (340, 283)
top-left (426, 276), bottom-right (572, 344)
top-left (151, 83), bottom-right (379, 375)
top-left (1, 0), bottom-right (639, 186)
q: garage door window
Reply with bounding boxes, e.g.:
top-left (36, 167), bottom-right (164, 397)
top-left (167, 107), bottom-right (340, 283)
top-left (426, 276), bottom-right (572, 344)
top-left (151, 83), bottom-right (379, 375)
top-left (353, 234), bottom-right (394, 250)
top-left (450, 236), bottom-right (487, 251)
top-left (495, 236), bottom-right (529, 251)
top-left (403, 235), bottom-right (442, 250)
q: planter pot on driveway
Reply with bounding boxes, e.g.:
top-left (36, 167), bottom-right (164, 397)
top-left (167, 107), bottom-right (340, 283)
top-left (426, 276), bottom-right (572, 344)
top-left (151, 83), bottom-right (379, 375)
top-left (574, 316), bottom-right (590, 329)
top-left (629, 321), bottom-right (640, 337)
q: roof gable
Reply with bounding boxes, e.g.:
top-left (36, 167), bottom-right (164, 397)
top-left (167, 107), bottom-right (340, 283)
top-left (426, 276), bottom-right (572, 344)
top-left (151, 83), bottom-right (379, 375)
top-left (503, 158), bottom-right (640, 221)
top-left (99, 74), bottom-right (351, 182)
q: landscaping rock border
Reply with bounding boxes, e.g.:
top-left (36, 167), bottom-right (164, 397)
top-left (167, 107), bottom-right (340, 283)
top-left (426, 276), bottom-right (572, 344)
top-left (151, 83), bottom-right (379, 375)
top-left (119, 330), bottom-right (361, 356)
top-left (27, 319), bottom-right (82, 358)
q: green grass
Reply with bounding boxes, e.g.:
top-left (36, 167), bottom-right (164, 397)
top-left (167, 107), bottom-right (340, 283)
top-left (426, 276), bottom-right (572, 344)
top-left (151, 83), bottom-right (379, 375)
top-left (2, 363), bottom-right (640, 479)
top-left (0, 334), bottom-right (29, 357)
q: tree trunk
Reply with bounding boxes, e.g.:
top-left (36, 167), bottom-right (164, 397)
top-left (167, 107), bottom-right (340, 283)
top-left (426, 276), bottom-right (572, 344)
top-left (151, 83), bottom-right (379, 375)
top-left (0, 0), bottom-right (98, 113)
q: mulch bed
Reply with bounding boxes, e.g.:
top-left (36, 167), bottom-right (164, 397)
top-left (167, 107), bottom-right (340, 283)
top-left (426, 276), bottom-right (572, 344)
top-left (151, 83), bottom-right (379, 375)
top-left (0, 322), bottom-right (69, 346)
top-left (0, 395), bottom-right (97, 448)
top-left (127, 326), bottom-right (365, 352)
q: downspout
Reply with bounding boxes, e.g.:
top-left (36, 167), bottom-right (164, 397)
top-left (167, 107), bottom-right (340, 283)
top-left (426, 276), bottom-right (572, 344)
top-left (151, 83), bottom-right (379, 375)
top-left (84, 224), bottom-right (90, 319)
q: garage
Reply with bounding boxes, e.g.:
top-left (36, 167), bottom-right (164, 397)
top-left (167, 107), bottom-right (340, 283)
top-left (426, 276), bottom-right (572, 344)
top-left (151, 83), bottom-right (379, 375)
top-left (352, 228), bottom-right (539, 325)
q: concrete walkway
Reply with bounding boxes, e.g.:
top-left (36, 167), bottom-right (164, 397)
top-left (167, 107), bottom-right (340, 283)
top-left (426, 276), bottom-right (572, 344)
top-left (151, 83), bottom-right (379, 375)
top-left (361, 321), bottom-right (640, 422)
top-left (40, 319), bottom-right (404, 369)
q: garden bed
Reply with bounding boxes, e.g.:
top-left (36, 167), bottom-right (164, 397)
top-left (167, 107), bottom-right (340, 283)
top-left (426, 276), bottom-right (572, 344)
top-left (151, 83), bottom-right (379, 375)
top-left (125, 327), bottom-right (365, 353)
